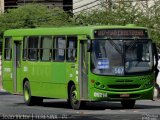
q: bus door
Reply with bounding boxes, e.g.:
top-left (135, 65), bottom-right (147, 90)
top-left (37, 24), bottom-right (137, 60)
top-left (13, 41), bottom-right (21, 93)
top-left (79, 41), bottom-right (88, 99)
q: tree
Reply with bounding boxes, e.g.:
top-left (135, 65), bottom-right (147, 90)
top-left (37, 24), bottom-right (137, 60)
top-left (0, 1), bottom-right (160, 46)
top-left (0, 4), bottom-right (74, 32)
top-left (73, 0), bottom-right (160, 45)
top-left (147, 0), bottom-right (160, 45)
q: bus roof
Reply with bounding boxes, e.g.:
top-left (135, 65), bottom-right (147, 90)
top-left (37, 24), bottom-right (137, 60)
top-left (4, 25), bottom-right (147, 37)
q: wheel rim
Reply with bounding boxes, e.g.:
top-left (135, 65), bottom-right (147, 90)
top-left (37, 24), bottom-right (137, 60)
top-left (71, 90), bottom-right (78, 104)
top-left (24, 86), bottom-right (29, 101)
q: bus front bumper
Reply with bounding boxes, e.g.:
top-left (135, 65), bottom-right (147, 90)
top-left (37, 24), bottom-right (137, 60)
top-left (88, 87), bottom-right (154, 101)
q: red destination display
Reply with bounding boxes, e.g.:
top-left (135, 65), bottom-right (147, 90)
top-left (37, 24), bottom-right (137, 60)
top-left (94, 29), bottom-right (148, 38)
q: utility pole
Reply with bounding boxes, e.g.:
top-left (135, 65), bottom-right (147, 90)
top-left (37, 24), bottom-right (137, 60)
top-left (0, 0), bottom-right (4, 13)
top-left (141, 0), bottom-right (149, 16)
top-left (145, 0), bottom-right (149, 10)
top-left (106, 0), bottom-right (112, 11)
top-left (108, 0), bottom-right (112, 11)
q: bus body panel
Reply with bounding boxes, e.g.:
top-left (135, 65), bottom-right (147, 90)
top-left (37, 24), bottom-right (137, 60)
top-left (2, 62), bottom-right (14, 92)
top-left (2, 25), bottom-right (155, 105)
top-left (88, 73), bottom-right (154, 101)
top-left (90, 86), bottom-right (154, 101)
top-left (2, 53), bottom-right (14, 93)
top-left (20, 61), bottom-right (68, 98)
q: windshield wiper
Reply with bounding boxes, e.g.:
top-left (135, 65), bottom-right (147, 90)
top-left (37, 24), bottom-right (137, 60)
top-left (109, 40), bottom-right (123, 55)
top-left (125, 41), bottom-right (136, 51)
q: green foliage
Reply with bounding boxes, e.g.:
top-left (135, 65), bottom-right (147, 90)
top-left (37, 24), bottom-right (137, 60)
top-left (148, 0), bottom-right (160, 45)
top-left (0, 1), bottom-right (160, 46)
top-left (0, 4), bottom-right (74, 32)
top-left (74, 1), bottom-right (143, 25)
top-left (74, 0), bottom-right (160, 46)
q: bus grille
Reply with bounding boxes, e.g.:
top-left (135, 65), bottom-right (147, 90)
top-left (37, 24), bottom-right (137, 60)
top-left (108, 94), bottom-right (140, 99)
top-left (107, 84), bottom-right (141, 89)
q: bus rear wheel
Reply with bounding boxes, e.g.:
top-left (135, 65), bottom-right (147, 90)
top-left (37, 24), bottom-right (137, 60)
top-left (69, 85), bottom-right (81, 110)
top-left (23, 81), bottom-right (43, 106)
top-left (121, 100), bottom-right (136, 109)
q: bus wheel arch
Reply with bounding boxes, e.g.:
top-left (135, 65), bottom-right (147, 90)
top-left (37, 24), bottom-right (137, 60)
top-left (67, 81), bottom-right (75, 98)
top-left (67, 81), bottom-right (74, 105)
top-left (23, 79), bottom-right (33, 106)
top-left (23, 78), bottom-right (29, 87)
top-left (23, 79), bottom-right (43, 106)
top-left (23, 78), bottom-right (30, 104)
top-left (67, 81), bottom-right (81, 109)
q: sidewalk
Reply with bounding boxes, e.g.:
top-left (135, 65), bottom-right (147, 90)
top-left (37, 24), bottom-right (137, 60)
top-left (0, 76), bottom-right (2, 90)
top-left (0, 76), bottom-right (6, 92)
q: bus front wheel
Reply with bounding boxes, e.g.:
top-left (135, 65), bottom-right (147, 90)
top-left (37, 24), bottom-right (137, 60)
top-left (121, 100), bottom-right (136, 109)
top-left (69, 85), bottom-right (81, 110)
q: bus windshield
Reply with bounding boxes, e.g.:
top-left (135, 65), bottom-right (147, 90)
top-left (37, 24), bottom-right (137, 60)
top-left (91, 39), bottom-right (153, 75)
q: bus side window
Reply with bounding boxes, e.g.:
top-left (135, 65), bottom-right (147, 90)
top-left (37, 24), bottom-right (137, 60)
top-left (23, 37), bottom-right (28, 60)
top-left (28, 36), bottom-right (39, 61)
top-left (55, 36), bottom-right (66, 61)
top-left (67, 36), bottom-right (77, 62)
top-left (4, 37), bottom-right (12, 60)
top-left (40, 36), bottom-right (53, 61)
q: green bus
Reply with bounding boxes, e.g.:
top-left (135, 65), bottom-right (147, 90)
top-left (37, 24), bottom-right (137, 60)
top-left (2, 24), bottom-right (156, 109)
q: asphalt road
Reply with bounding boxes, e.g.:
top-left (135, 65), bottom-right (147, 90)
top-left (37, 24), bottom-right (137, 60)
top-left (0, 91), bottom-right (160, 120)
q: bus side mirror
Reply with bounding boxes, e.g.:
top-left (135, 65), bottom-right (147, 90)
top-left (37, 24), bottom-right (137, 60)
top-left (87, 40), bottom-right (92, 52)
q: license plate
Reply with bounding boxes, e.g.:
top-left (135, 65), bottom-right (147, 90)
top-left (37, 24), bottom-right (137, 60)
top-left (120, 94), bottom-right (130, 97)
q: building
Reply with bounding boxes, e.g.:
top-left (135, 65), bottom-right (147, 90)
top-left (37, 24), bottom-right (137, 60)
top-left (73, 0), bottom-right (104, 14)
top-left (0, 0), bottom-right (72, 13)
top-left (0, 0), bottom-right (4, 12)
top-left (73, 0), bottom-right (154, 14)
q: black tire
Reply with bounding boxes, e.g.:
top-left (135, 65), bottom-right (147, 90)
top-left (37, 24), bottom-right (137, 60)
top-left (69, 85), bottom-right (81, 110)
top-left (67, 99), bottom-right (86, 109)
top-left (23, 81), bottom-right (43, 106)
top-left (67, 99), bottom-right (71, 108)
top-left (121, 100), bottom-right (136, 109)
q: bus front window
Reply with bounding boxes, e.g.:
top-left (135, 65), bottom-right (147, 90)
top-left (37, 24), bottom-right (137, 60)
top-left (91, 40), bottom-right (124, 75)
top-left (125, 40), bottom-right (152, 73)
top-left (91, 39), bottom-right (153, 75)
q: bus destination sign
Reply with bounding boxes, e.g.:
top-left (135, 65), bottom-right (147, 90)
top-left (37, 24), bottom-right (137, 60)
top-left (94, 29), bottom-right (148, 38)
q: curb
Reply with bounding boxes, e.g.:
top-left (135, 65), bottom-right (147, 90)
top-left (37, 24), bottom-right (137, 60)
top-left (0, 89), bottom-right (10, 95)
top-left (0, 89), bottom-right (6, 92)
top-left (154, 88), bottom-right (159, 98)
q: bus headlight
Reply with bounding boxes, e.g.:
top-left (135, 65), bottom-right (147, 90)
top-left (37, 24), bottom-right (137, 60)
top-left (95, 82), bottom-right (100, 86)
top-left (144, 81), bottom-right (153, 88)
top-left (95, 82), bottom-right (106, 90)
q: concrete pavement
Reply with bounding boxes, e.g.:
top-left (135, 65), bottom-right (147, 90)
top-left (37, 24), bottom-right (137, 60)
top-left (0, 76), bottom-right (5, 92)
top-left (0, 94), bottom-right (160, 120)
top-left (0, 76), bottom-right (2, 90)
